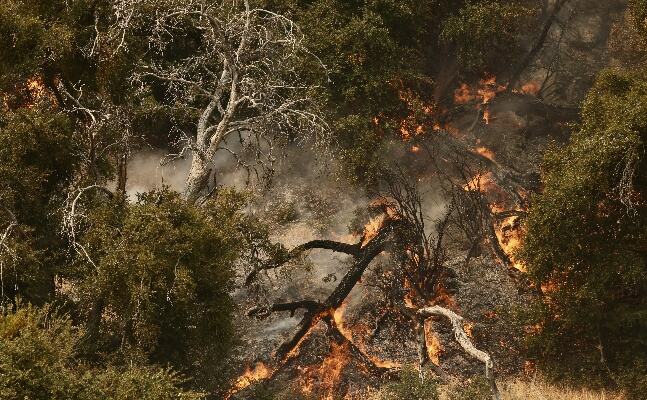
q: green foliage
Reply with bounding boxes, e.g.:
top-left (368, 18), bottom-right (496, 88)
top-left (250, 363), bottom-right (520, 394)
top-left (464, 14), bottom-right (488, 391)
top-left (279, 0), bottom-right (437, 183)
top-left (0, 1), bottom-right (73, 89)
top-left (69, 189), bottom-right (245, 391)
top-left (263, 0), bottom-right (533, 183)
top-left (440, 1), bottom-right (532, 73)
top-left (0, 304), bottom-right (203, 400)
top-left (520, 68), bottom-right (647, 395)
top-left (378, 366), bottom-right (439, 400)
top-left (630, 0), bottom-right (647, 34)
top-left (447, 377), bottom-right (491, 400)
top-left (0, 106), bottom-right (79, 305)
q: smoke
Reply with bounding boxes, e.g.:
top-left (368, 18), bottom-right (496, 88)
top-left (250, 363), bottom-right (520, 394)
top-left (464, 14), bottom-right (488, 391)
top-left (125, 150), bottom-right (190, 198)
top-left (124, 135), bottom-right (254, 199)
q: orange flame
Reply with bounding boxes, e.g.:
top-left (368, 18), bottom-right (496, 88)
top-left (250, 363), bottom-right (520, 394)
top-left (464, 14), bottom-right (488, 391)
top-left (512, 81), bottom-right (541, 96)
top-left (454, 83), bottom-right (474, 104)
top-left (333, 302), bottom-right (400, 369)
top-left (299, 341), bottom-right (351, 400)
top-left (226, 362), bottom-right (271, 398)
top-left (361, 214), bottom-right (387, 247)
top-left (475, 146), bottom-right (496, 162)
top-left (483, 108), bottom-right (491, 125)
top-left (464, 171), bottom-right (528, 271)
top-left (454, 75), bottom-right (506, 106)
top-left (424, 320), bottom-right (443, 365)
top-left (454, 76), bottom-right (506, 126)
top-left (521, 82), bottom-right (540, 95)
top-left (23, 77), bottom-right (49, 109)
top-left (495, 214), bottom-right (526, 272)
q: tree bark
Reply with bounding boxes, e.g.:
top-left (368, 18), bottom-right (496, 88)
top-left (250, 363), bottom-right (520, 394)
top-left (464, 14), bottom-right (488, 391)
top-left (185, 156), bottom-right (214, 204)
top-left (418, 306), bottom-right (501, 400)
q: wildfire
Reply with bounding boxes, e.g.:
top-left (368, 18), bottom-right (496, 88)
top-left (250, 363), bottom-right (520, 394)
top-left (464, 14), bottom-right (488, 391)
top-left (454, 75), bottom-right (506, 125)
top-left (483, 108), bottom-right (491, 125)
top-left (475, 146), bottom-right (496, 162)
top-left (464, 170), bottom-right (528, 272)
top-left (454, 76), bottom-right (506, 106)
top-left (404, 282), bottom-right (416, 309)
top-left (227, 362), bottom-right (272, 398)
top-left (463, 171), bottom-right (496, 193)
top-left (424, 320), bottom-right (443, 365)
top-left (22, 77), bottom-right (49, 109)
top-left (3, 76), bottom-right (52, 110)
top-left (494, 214), bottom-right (526, 272)
top-left (361, 214), bottom-right (387, 247)
top-left (463, 322), bottom-right (474, 338)
top-left (333, 302), bottom-right (400, 369)
top-left (320, 342), bottom-right (351, 399)
top-left (540, 281), bottom-right (557, 294)
top-left (512, 81), bottom-right (541, 96)
top-left (26, 77), bottom-right (46, 100)
top-left (396, 88), bottom-right (439, 141)
top-left (360, 202), bottom-right (399, 247)
top-left (453, 83), bottom-right (473, 104)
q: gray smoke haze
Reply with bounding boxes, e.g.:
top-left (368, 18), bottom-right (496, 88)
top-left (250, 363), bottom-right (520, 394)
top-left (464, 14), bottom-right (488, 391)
top-left (125, 150), bottom-right (190, 197)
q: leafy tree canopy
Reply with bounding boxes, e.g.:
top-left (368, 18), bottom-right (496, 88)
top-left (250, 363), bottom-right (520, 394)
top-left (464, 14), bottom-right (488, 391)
top-left (0, 304), bottom-right (204, 400)
top-left (520, 67), bottom-right (647, 394)
top-left (64, 188), bottom-right (251, 392)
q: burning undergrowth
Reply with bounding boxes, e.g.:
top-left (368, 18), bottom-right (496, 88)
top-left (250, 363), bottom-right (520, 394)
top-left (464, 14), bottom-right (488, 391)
top-left (225, 67), bottom-right (578, 399)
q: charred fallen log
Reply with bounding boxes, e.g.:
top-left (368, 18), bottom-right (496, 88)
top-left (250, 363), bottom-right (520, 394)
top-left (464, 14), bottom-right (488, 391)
top-left (245, 217), bottom-right (398, 373)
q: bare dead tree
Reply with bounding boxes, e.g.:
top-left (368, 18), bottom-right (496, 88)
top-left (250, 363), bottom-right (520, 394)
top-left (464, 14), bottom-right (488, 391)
top-left (56, 81), bottom-right (135, 188)
top-left (124, 0), bottom-right (328, 202)
top-left (379, 170), bottom-right (458, 308)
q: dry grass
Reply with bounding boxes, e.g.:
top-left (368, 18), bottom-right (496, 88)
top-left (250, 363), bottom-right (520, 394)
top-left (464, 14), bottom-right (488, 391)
top-left (500, 378), bottom-right (625, 400)
top-left (356, 375), bottom-right (625, 400)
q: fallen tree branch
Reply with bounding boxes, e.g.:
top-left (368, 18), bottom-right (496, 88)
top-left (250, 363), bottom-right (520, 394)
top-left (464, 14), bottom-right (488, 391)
top-left (245, 239), bottom-right (362, 285)
top-left (247, 300), bottom-right (322, 319)
top-left (417, 306), bottom-right (501, 400)
top-left (273, 225), bottom-right (393, 360)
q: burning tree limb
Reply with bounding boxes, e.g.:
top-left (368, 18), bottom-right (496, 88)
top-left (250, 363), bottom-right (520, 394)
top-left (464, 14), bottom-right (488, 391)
top-left (270, 224), bottom-right (394, 361)
top-left (234, 216), bottom-right (399, 400)
top-left (245, 239), bottom-right (362, 285)
top-left (240, 170), bottom-right (510, 397)
top-left (417, 306), bottom-right (501, 400)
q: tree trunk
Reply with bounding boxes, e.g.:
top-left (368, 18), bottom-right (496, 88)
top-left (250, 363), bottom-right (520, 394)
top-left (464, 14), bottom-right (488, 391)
top-left (418, 306), bottom-right (501, 400)
top-left (185, 156), bottom-right (213, 203)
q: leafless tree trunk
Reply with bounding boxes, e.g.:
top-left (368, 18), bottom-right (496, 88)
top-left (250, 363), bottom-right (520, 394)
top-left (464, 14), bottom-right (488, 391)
top-left (126, 0), bottom-right (328, 202)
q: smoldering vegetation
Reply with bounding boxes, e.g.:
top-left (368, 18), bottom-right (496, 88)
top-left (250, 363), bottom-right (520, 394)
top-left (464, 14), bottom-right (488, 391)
top-left (0, 0), bottom-right (641, 399)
